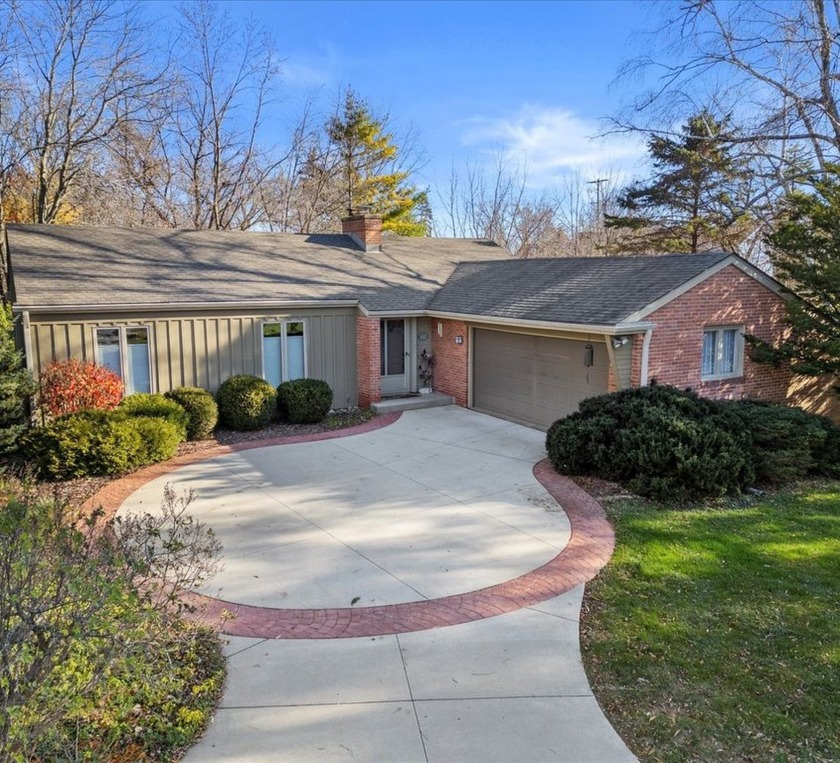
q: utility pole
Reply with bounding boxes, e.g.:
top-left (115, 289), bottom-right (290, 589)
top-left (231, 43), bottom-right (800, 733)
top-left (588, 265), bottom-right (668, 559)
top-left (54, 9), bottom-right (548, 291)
top-left (587, 178), bottom-right (609, 227)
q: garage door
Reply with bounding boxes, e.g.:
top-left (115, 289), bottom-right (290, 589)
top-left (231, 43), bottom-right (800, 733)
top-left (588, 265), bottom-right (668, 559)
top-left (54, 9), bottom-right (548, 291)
top-left (472, 329), bottom-right (610, 429)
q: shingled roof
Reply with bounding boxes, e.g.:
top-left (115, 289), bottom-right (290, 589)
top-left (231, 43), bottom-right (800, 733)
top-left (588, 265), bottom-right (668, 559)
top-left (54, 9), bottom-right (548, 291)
top-left (428, 253), bottom-right (733, 325)
top-left (7, 225), bottom-right (507, 312)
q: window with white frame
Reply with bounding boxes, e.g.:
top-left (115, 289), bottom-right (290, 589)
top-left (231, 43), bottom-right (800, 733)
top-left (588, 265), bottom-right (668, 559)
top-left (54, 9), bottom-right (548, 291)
top-left (701, 326), bottom-right (744, 380)
top-left (95, 326), bottom-right (152, 394)
top-left (262, 321), bottom-right (306, 387)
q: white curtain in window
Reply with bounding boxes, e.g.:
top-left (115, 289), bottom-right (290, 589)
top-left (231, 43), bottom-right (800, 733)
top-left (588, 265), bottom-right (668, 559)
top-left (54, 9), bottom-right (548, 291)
top-left (263, 332), bottom-right (282, 387)
top-left (96, 329), bottom-right (122, 379)
top-left (721, 330), bottom-right (736, 374)
top-left (126, 330), bottom-right (151, 394)
top-left (701, 331), bottom-right (716, 376)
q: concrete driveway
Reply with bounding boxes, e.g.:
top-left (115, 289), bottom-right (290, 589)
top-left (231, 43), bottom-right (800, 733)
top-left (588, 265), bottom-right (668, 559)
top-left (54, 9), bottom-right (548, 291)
top-left (116, 407), bottom-right (636, 762)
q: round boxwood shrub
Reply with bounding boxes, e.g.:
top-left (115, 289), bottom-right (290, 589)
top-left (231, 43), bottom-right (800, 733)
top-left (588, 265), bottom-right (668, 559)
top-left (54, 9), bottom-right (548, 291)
top-left (127, 415), bottom-right (183, 465)
top-left (120, 393), bottom-right (189, 441)
top-left (164, 387), bottom-right (218, 440)
top-left (277, 378), bottom-right (333, 424)
top-left (216, 375), bottom-right (277, 431)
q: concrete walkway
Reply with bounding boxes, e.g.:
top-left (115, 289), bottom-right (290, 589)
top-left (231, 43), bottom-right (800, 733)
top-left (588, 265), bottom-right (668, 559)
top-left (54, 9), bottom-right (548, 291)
top-left (110, 408), bottom-right (636, 762)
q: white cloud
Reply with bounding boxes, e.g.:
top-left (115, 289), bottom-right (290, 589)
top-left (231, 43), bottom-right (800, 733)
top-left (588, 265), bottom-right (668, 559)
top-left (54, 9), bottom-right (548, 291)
top-left (460, 105), bottom-right (646, 187)
top-left (281, 60), bottom-right (332, 88)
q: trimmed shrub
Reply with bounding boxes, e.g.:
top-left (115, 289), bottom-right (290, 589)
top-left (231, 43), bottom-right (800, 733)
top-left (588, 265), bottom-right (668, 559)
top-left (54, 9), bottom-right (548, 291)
top-left (23, 410), bottom-right (144, 480)
top-left (23, 410), bottom-right (183, 480)
top-left (128, 415), bottom-right (183, 465)
top-left (216, 375), bottom-right (276, 431)
top-left (39, 359), bottom-right (124, 417)
top-left (546, 384), bottom-right (753, 503)
top-left (120, 393), bottom-right (189, 441)
top-left (546, 384), bottom-right (840, 502)
top-left (545, 413), bottom-right (617, 477)
top-left (722, 400), bottom-right (834, 484)
top-left (277, 378), bottom-right (333, 424)
top-left (614, 412), bottom-right (751, 502)
top-left (164, 387), bottom-right (218, 440)
top-left (816, 418), bottom-right (840, 478)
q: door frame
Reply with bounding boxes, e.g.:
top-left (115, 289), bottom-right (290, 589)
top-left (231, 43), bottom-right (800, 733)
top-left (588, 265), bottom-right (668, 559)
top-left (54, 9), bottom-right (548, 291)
top-left (379, 317), bottom-right (415, 396)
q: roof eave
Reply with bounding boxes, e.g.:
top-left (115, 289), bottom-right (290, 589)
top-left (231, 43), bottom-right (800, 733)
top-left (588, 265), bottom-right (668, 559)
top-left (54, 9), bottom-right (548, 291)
top-left (14, 298), bottom-right (361, 315)
top-left (622, 254), bottom-right (790, 323)
top-left (425, 309), bottom-right (654, 335)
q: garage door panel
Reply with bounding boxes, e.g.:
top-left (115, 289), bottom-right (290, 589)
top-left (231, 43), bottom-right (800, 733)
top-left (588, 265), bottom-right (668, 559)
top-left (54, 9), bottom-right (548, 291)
top-left (472, 329), bottom-right (609, 429)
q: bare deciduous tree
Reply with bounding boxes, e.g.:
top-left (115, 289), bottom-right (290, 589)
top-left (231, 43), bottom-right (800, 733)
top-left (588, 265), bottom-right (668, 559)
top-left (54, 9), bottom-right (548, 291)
top-left (613, 0), bottom-right (840, 194)
top-left (437, 157), bottom-right (627, 257)
top-left (5, 0), bottom-right (165, 224)
top-left (437, 157), bottom-right (563, 256)
top-left (170, 0), bottom-right (281, 230)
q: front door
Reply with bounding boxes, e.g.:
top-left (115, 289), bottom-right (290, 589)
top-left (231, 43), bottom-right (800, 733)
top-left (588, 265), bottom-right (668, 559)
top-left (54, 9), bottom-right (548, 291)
top-left (380, 319), bottom-right (409, 396)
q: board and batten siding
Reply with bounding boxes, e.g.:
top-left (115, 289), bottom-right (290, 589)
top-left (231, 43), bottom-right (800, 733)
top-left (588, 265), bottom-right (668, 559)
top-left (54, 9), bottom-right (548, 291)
top-left (610, 340), bottom-right (633, 390)
top-left (25, 307), bottom-right (358, 407)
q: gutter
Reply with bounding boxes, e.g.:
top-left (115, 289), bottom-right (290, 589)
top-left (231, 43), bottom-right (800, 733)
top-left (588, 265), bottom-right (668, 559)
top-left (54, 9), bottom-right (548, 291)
top-left (14, 299), bottom-right (361, 316)
top-left (426, 309), bottom-right (654, 336)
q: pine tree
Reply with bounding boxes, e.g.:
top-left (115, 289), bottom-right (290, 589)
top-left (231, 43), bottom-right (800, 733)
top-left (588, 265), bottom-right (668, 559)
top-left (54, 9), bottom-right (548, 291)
top-left (0, 303), bottom-right (34, 454)
top-left (605, 112), bottom-right (749, 253)
top-left (748, 172), bottom-right (840, 383)
top-left (326, 89), bottom-right (428, 236)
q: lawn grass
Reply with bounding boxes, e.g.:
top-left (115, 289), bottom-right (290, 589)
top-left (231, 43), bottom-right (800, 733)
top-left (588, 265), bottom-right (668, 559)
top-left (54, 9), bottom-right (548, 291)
top-left (581, 481), bottom-right (840, 763)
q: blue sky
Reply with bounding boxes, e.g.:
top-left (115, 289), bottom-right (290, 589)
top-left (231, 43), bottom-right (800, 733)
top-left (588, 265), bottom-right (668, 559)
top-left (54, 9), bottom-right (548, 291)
top-left (151, 1), bottom-right (656, 202)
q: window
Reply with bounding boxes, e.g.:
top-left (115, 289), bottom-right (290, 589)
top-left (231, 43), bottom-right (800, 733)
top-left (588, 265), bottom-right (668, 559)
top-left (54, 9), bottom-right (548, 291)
top-left (701, 327), bottom-right (743, 380)
top-left (95, 326), bottom-right (152, 394)
top-left (262, 321), bottom-right (306, 387)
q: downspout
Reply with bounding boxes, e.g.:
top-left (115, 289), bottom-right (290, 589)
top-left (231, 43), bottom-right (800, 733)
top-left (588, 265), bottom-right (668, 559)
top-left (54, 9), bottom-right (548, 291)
top-left (639, 328), bottom-right (653, 387)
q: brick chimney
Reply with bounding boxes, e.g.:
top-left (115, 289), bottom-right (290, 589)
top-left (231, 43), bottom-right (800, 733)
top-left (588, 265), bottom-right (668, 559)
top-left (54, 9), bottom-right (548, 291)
top-left (341, 206), bottom-right (382, 252)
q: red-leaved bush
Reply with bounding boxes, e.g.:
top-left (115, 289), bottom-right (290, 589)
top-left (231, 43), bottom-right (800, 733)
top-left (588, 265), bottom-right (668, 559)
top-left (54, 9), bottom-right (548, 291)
top-left (39, 359), bottom-right (124, 417)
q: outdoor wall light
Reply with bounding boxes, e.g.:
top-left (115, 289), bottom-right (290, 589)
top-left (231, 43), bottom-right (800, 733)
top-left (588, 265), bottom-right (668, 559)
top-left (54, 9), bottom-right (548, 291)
top-left (455, 335), bottom-right (464, 344)
top-left (611, 335), bottom-right (630, 349)
top-left (437, 322), bottom-right (443, 337)
top-left (584, 343), bottom-right (594, 367)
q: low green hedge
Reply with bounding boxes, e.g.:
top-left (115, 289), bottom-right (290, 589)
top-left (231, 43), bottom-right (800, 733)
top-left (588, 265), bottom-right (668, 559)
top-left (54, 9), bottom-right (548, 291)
top-left (23, 409), bottom-right (182, 480)
top-left (277, 378), bottom-right (333, 424)
top-left (546, 385), bottom-right (840, 502)
top-left (120, 393), bottom-right (189, 441)
top-left (164, 387), bottom-right (218, 440)
top-left (216, 375), bottom-right (277, 431)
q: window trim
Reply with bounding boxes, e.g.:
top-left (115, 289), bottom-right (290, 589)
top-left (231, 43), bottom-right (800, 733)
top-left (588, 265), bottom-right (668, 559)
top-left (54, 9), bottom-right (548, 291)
top-left (260, 319), bottom-right (308, 386)
top-left (701, 325), bottom-right (744, 381)
top-left (93, 324), bottom-right (155, 395)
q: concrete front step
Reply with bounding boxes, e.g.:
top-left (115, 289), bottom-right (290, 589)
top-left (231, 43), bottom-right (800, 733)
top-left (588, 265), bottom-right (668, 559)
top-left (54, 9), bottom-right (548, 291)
top-left (371, 392), bottom-right (455, 414)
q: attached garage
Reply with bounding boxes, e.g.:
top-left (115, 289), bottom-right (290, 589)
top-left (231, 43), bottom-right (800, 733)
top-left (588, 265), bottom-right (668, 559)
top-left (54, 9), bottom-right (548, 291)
top-left (471, 328), bottom-right (610, 429)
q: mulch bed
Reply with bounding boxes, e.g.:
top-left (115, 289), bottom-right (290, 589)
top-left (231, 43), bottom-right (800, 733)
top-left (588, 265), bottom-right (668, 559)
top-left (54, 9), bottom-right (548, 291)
top-left (569, 475), bottom-right (635, 502)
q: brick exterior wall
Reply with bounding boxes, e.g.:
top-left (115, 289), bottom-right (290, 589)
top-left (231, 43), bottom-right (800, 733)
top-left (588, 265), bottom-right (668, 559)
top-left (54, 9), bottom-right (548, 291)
top-left (431, 319), bottom-right (470, 406)
top-left (356, 315), bottom-right (381, 408)
top-left (640, 264), bottom-right (791, 402)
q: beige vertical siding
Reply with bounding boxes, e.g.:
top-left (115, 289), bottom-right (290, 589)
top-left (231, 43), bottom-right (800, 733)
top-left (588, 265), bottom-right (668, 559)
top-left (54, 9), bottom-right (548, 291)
top-left (611, 340), bottom-right (633, 390)
top-left (26, 307), bottom-right (359, 406)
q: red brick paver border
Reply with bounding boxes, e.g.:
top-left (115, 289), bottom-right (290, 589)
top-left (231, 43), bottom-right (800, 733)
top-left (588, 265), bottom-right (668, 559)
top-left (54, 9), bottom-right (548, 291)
top-left (84, 416), bottom-right (615, 640)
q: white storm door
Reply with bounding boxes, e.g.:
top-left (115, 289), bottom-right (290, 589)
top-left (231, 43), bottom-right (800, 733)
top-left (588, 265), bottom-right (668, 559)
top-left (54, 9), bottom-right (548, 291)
top-left (380, 319), bottom-right (409, 396)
